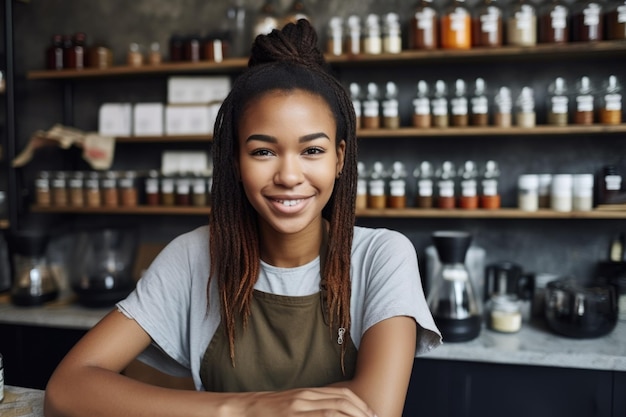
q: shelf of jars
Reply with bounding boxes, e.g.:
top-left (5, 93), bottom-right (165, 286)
top-left (27, 205), bottom-right (626, 219)
top-left (25, 40), bottom-right (626, 80)
top-left (112, 124), bottom-right (626, 144)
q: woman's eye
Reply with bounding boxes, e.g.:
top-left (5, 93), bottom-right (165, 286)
top-left (251, 149), bottom-right (274, 157)
top-left (303, 147), bottom-right (325, 155)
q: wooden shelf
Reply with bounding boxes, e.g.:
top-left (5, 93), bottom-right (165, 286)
top-left (29, 205), bottom-right (626, 219)
top-left (26, 40), bottom-right (626, 80)
top-left (115, 134), bottom-right (212, 143)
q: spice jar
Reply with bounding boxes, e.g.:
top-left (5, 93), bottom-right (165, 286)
top-left (507, 0), bottom-right (537, 46)
top-left (382, 82), bottom-right (400, 129)
top-left (184, 35), bottom-right (201, 62)
top-left (148, 42), bottom-right (162, 65)
top-left (69, 171), bottom-right (85, 208)
top-left (65, 32), bottom-right (86, 69)
top-left (161, 175), bottom-right (176, 206)
top-left (472, 0), bottom-right (503, 47)
top-left (515, 87), bottom-right (536, 128)
top-left (470, 78), bottom-right (489, 127)
top-left (441, 0), bottom-right (472, 49)
top-left (119, 171), bottom-right (139, 207)
top-left (87, 45), bottom-right (113, 69)
top-left (345, 15), bottom-right (362, 55)
top-left (410, 0), bottom-right (438, 49)
top-left (518, 174), bottom-right (539, 211)
top-left (606, 0), bottom-right (626, 40)
top-left (101, 171), bottom-right (119, 208)
top-left (539, 0), bottom-right (570, 43)
top-left (572, 173), bottom-right (594, 211)
top-left (599, 75), bottom-right (622, 125)
top-left (169, 34), bottom-right (184, 62)
top-left (547, 77), bottom-right (569, 126)
top-left (350, 83), bottom-right (362, 130)
top-left (451, 79), bottom-right (469, 127)
top-left (145, 170), bottom-right (160, 206)
top-left (362, 83), bottom-right (381, 129)
top-left (432, 80), bottom-right (449, 128)
top-left (35, 171), bottom-right (52, 207)
top-left (52, 171), bottom-right (68, 207)
top-left (46, 34), bottom-right (64, 70)
top-left (356, 162), bottom-right (368, 210)
top-left (175, 176), bottom-right (191, 206)
top-left (571, 0), bottom-right (603, 42)
top-left (127, 43), bottom-right (143, 67)
top-left (414, 161), bottom-right (435, 208)
top-left (412, 81), bottom-right (431, 128)
top-left (493, 86), bottom-right (512, 127)
top-left (574, 76), bottom-right (595, 125)
top-left (368, 162), bottom-right (387, 209)
top-left (84, 171), bottom-right (102, 208)
top-left (458, 160), bottom-right (479, 209)
top-left (487, 294), bottom-right (523, 333)
top-left (192, 175), bottom-right (207, 206)
top-left (538, 174), bottom-right (552, 208)
top-left (436, 161), bottom-right (456, 209)
top-left (363, 14), bottom-right (383, 55)
top-left (387, 162), bottom-right (407, 209)
top-left (551, 174), bottom-right (573, 212)
top-left (480, 160), bottom-right (501, 209)
top-left (599, 165), bottom-right (623, 205)
top-left (382, 13), bottom-right (402, 54)
top-left (327, 17), bottom-right (344, 56)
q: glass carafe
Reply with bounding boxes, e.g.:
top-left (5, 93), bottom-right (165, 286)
top-left (427, 230), bottom-right (482, 342)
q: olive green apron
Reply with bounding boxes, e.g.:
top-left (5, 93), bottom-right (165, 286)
top-left (200, 233), bottom-right (357, 392)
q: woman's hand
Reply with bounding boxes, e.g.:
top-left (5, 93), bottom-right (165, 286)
top-left (234, 386), bottom-right (377, 417)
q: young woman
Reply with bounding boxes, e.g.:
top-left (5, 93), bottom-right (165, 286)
top-left (44, 20), bottom-right (441, 417)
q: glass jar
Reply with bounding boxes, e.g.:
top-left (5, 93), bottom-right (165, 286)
top-left (606, 0), bottom-right (626, 40)
top-left (599, 75), bottom-right (623, 125)
top-left (64, 32), bottom-right (86, 69)
top-left (327, 16), bottom-right (344, 56)
top-left (192, 175), bottom-right (208, 206)
top-left (539, 0), bottom-right (570, 43)
top-left (451, 79), bottom-right (469, 127)
top-left (35, 171), bottom-right (52, 207)
top-left (546, 77), bottom-right (569, 126)
top-left (413, 80), bottom-right (432, 128)
top-left (169, 34), bottom-right (184, 62)
top-left (382, 12), bottom-right (402, 54)
top-left (46, 34), bottom-right (64, 70)
top-left (367, 162), bottom-right (387, 209)
top-left (470, 78), bottom-right (489, 127)
top-left (356, 162), bottom-right (368, 210)
top-left (52, 171), bottom-right (68, 207)
top-left (119, 171), bottom-right (139, 207)
top-left (183, 35), bottom-right (201, 62)
top-left (161, 175), bottom-right (176, 206)
top-left (382, 82), bottom-right (400, 129)
top-left (599, 165), bottom-right (623, 205)
top-left (432, 80), bottom-right (449, 128)
top-left (387, 162), bottom-right (407, 209)
top-left (127, 43), bottom-right (143, 67)
top-left (515, 86), bottom-right (536, 128)
top-left (518, 174), bottom-right (539, 211)
top-left (410, 0), bottom-right (439, 49)
top-left (507, 0), bottom-right (537, 46)
top-left (551, 174), bottom-right (573, 212)
top-left (345, 15), bottom-right (362, 55)
top-left (487, 294), bottom-right (522, 333)
top-left (472, 0), bottom-right (503, 47)
top-left (362, 83), bottom-right (380, 129)
top-left (350, 83), bottom-right (362, 129)
top-left (85, 171), bottom-right (102, 208)
top-left (493, 86), bottom-right (512, 127)
top-left (458, 160), bottom-right (478, 209)
top-left (571, 0), bottom-right (603, 42)
top-left (69, 171), bottom-right (85, 208)
top-left (145, 170), bottom-right (160, 206)
top-left (437, 161), bottom-right (456, 209)
top-left (538, 174), bottom-right (553, 208)
top-left (414, 161), bottom-right (435, 208)
top-left (480, 160), bottom-right (501, 209)
top-left (574, 76), bottom-right (595, 125)
top-left (175, 176), bottom-right (191, 206)
top-left (148, 42), bottom-right (162, 65)
top-left (101, 171), bottom-right (119, 208)
top-left (363, 14), bottom-right (383, 55)
top-left (441, 0), bottom-right (472, 49)
top-left (572, 173), bottom-right (594, 211)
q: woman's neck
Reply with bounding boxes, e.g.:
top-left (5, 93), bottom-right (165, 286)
top-left (259, 220), bottom-right (325, 268)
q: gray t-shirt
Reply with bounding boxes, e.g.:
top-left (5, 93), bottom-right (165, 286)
top-left (117, 225), bottom-right (441, 390)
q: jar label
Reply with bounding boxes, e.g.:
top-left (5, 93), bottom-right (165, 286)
top-left (450, 10), bottom-right (468, 32)
top-left (583, 5), bottom-right (600, 26)
top-left (413, 98), bottom-right (430, 115)
top-left (606, 175), bottom-right (623, 191)
top-left (551, 96), bottom-right (568, 114)
top-left (368, 179), bottom-right (385, 196)
top-left (438, 180), bottom-right (454, 197)
top-left (605, 94), bottom-right (622, 111)
top-left (352, 100), bottom-right (362, 117)
top-left (550, 7), bottom-right (567, 29)
top-left (471, 96), bottom-right (488, 114)
top-left (416, 9), bottom-right (435, 29)
top-left (432, 98), bottom-right (448, 116)
top-left (576, 95), bottom-right (594, 112)
top-left (418, 179), bottom-right (433, 196)
top-left (363, 100), bottom-right (379, 117)
top-left (382, 100), bottom-right (399, 117)
top-left (619, 5), bottom-right (626, 23)
top-left (480, 13), bottom-right (498, 34)
top-left (451, 97), bottom-right (468, 115)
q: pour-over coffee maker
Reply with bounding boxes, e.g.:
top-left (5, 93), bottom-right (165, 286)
top-left (427, 230), bottom-right (482, 342)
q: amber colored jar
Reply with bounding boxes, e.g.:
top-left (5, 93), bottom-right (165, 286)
top-left (414, 161), bottom-right (435, 209)
top-left (480, 160), bottom-right (501, 209)
top-left (52, 171), bottom-right (68, 207)
top-left (184, 35), bottom-right (201, 62)
top-left (65, 32), bottom-right (86, 69)
top-left (599, 75), bottom-right (623, 125)
top-left (363, 83), bottom-right (381, 129)
top-left (144, 171), bottom-right (160, 206)
top-left (441, 0), bottom-right (472, 49)
top-left (35, 171), bottom-right (52, 207)
top-left (127, 43), bottom-right (143, 67)
top-left (119, 171), bottom-right (139, 207)
top-left (46, 35), bottom-right (64, 70)
top-left (410, 0), bottom-right (439, 49)
top-left (472, 0), bottom-right (503, 47)
top-left (87, 46), bottom-right (113, 69)
top-left (169, 35), bottom-right (184, 62)
top-left (101, 171), bottom-right (119, 208)
top-left (161, 176), bottom-right (175, 206)
top-left (436, 161), bottom-right (456, 209)
top-left (574, 76), bottom-right (595, 125)
top-left (84, 171), bottom-right (102, 208)
top-left (148, 42), bottom-right (162, 65)
top-left (571, 0), bottom-right (603, 41)
top-left (368, 178), bottom-right (387, 209)
top-left (356, 181), bottom-right (368, 210)
top-left (606, 1), bottom-right (626, 40)
top-left (69, 171), bottom-right (85, 208)
top-left (203, 37), bottom-right (228, 62)
top-left (538, 0), bottom-right (570, 43)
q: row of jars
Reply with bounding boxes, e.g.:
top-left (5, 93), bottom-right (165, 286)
top-left (357, 160), bottom-right (502, 210)
top-left (34, 170), bottom-right (214, 208)
top-left (350, 75), bottom-right (623, 130)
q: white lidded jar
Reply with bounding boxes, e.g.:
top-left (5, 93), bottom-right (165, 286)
top-left (518, 174), bottom-right (539, 211)
top-left (551, 174), bottom-right (573, 212)
top-left (572, 173), bottom-right (594, 211)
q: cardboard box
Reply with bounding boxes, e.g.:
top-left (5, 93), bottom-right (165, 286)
top-left (165, 105), bottom-right (216, 136)
top-left (167, 76), bottom-right (231, 104)
top-left (133, 103), bottom-right (164, 136)
top-left (98, 103), bottom-right (132, 136)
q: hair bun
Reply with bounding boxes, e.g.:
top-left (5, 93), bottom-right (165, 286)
top-left (249, 19), bottom-right (326, 69)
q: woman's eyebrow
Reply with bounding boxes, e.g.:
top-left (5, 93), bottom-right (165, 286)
top-left (245, 132), bottom-right (331, 143)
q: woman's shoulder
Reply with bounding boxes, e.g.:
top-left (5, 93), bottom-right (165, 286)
top-left (352, 226), bottom-right (414, 252)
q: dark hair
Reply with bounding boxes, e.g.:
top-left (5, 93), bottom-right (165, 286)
top-left (209, 19), bottom-right (358, 370)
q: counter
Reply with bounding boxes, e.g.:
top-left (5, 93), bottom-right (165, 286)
top-left (1, 300), bottom-right (625, 372)
top-left (0, 386), bottom-right (44, 417)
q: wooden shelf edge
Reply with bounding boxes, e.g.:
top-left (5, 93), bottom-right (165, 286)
top-left (115, 134), bottom-right (212, 143)
top-left (29, 206), bottom-right (626, 219)
top-left (357, 124), bottom-right (626, 137)
top-left (26, 40), bottom-right (626, 80)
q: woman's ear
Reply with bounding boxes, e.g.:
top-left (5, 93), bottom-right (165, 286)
top-left (336, 140), bottom-right (346, 179)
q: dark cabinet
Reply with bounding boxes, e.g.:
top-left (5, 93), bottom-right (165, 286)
top-left (404, 358), bottom-right (620, 417)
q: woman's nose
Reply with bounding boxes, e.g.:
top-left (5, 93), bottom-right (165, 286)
top-left (274, 156), bottom-right (304, 187)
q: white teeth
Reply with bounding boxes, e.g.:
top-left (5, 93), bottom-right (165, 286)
top-left (277, 199), bottom-right (302, 207)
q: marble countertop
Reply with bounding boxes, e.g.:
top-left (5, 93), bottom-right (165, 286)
top-left (0, 386), bottom-right (44, 417)
top-left (1, 299), bottom-right (625, 372)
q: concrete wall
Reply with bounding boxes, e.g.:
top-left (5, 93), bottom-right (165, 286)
top-left (8, 0), bottom-right (626, 282)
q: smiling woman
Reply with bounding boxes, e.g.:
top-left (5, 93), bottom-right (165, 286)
top-left (44, 19), bottom-right (441, 417)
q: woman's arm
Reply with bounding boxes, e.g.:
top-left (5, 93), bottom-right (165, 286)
top-left (330, 316), bottom-right (417, 417)
top-left (44, 309), bottom-right (379, 417)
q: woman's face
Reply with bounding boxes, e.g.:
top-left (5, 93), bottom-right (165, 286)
top-left (237, 89), bottom-right (345, 237)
